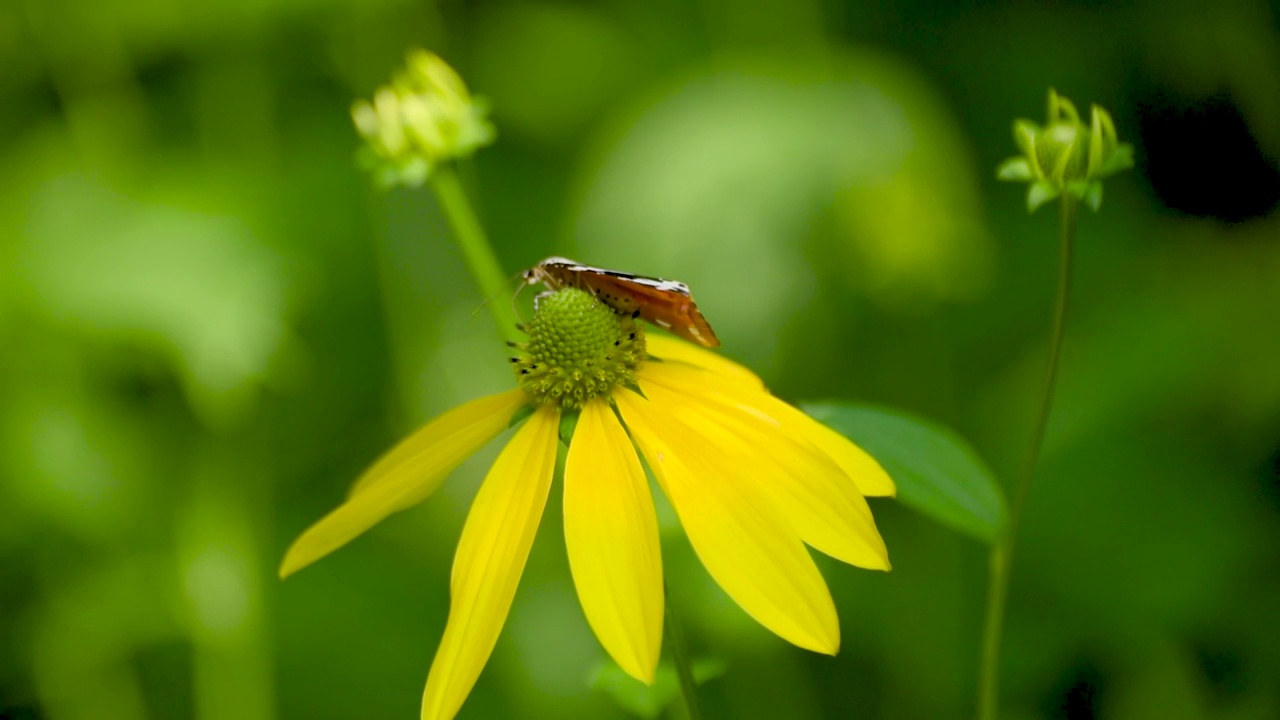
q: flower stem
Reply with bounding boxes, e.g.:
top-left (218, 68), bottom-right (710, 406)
top-left (665, 587), bottom-right (703, 720)
top-left (976, 543), bottom-right (1010, 720)
top-left (428, 165), bottom-right (521, 343)
top-left (976, 194), bottom-right (1077, 720)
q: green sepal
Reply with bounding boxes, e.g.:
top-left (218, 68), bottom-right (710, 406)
top-left (398, 158), bottom-right (431, 187)
top-left (1088, 107), bottom-right (1106, 178)
top-left (1047, 129), bottom-right (1079, 185)
top-left (1094, 104), bottom-right (1119, 148)
top-left (996, 157), bottom-right (1034, 182)
top-left (1027, 180), bottom-right (1060, 212)
top-left (1049, 89), bottom-right (1080, 125)
top-left (1013, 119), bottom-right (1040, 166)
top-left (1100, 144), bottom-right (1135, 176)
top-left (558, 408), bottom-right (580, 446)
top-left (1084, 181), bottom-right (1104, 211)
top-left (508, 403), bottom-right (536, 429)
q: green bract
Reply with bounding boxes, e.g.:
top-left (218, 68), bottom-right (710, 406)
top-left (513, 288), bottom-right (647, 410)
top-left (996, 89), bottom-right (1133, 212)
top-left (351, 49), bottom-right (496, 188)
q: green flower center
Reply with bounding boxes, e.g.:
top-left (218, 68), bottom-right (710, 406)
top-left (512, 288), bottom-right (646, 410)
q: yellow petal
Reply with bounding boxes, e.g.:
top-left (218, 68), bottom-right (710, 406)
top-left (279, 389), bottom-right (528, 578)
top-left (614, 390), bottom-right (839, 655)
top-left (645, 334), bottom-right (763, 389)
top-left (784, 408), bottom-right (896, 497)
top-left (421, 406), bottom-right (559, 720)
top-left (564, 399), bottom-right (663, 684)
top-left (642, 361), bottom-right (895, 497)
top-left (348, 389), bottom-right (530, 498)
top-left (638, 375), bottom-right (889, 571)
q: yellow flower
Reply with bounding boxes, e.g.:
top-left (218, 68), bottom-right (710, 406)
top-left (280, 288), bottom-right (894, 720)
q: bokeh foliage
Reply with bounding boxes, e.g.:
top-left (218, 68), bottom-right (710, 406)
top-left (3, 0), bottom-right (1280, 719)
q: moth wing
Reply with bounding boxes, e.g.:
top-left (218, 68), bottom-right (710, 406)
top-left (606, 279), bottom-right (721, 348)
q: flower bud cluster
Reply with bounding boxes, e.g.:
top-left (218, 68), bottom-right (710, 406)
top-left (997, 89), bottom-right (1133, 212)
top-left (351, 50), bottom-right (496, 187)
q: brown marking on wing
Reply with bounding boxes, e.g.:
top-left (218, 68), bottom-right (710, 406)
top-left (528, 260), bottom-right (721, 348)
top-left (584, 275), bottom-right (721, 348)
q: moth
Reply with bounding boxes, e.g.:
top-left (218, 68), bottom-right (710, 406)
top-left (522, 257), bottom-right (721, 348)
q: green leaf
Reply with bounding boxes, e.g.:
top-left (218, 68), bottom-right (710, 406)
top-left (803, 402), bottom-right (1007, 542)
top-left (996, 157), bottom-right (1033, 182)
top-left (591, 658), bottom-right (726, 719)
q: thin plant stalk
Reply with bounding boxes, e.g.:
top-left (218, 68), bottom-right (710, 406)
top-left (976, 194), bottom-right (1078, 720)
top-left (665, 587), bottom-right (703, 720)
top-left (428, 164), bottom-right (522, 343)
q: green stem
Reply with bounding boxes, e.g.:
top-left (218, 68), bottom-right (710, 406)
top-left (976, 194), bottom-right (1077, 720)
top-left (665, 587), bottom-right (703, 720)
top-left (428, 165), bottom-right (521, 343)
top-left (976, 543), bottom-right (1010, 720)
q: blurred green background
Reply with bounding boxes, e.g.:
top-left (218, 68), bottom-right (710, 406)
top-left (4, 0), bottom-right (1280, 718)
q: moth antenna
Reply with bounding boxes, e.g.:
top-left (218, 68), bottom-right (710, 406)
top-left (511, 283), bottom-right (527, 325)
top-left (470, 295), bottom-right (492, 323)
top-left (471, 270), bottom-right (532, 326)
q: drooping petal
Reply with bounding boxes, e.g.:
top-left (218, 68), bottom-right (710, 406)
top-left (348, 389), bottom-right (530, 498)
top-left (645, 334), bottom-right (763, 389)
top-left (780, 406), bottom-right (896, 497)
top-left (421, 406), bottom-right (560, 720)
top-left (640, 362), bottom-right (895, 497)
top-left (279, 389), bottom-right (529, 578)
top-left (564, 398), bottom-right (663, 684)
top-left (614, 390), bottom-right (840, 655)
top-left (637, 375), bottom-right (889, 570)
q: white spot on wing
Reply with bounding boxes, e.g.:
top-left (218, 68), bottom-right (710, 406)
top-left (628, 277), bottom-right (690, 294)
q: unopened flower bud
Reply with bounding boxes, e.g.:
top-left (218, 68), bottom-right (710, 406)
top-left (997, 89), bottom-right (1133, 212)
top-left (351, 50), bottom-right (496, 188)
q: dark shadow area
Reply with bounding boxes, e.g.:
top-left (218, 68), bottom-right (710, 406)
top-left (1134, 85), bottom-right (1280, 223)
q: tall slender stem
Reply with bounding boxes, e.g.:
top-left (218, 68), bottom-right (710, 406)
top-left (976, 195), bottom-right (1078, 720)
top-left (665, 587), bottom-right (703, 720)
top-left (428, 165), bottom-right (521, 343)
top-left (976, 542), bottom-right (1010, 720)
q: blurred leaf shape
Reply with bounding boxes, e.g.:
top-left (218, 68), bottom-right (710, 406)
top-left (804, 402), bottom-right (1006, 542)
top-left (473, 3), bottom-right (642, 142)
top-left (30, 557), bottom-right (180, 720)
top-left (17, 174), bottom-right (297, 428)
top-left (2, 382), bottom-right (155, 540)
top-left (591, 657), bottom-right (726, 719)
top-left (571, 51), bottom-right (992, 350)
